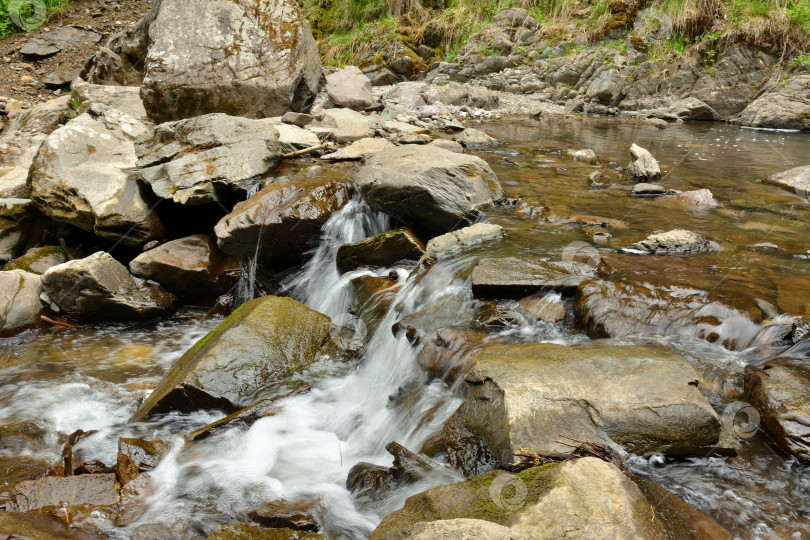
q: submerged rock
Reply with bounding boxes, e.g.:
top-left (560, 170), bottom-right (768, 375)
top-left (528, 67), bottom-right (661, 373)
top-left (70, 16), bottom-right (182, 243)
top-left (29, 105), bottom-right (163, 247)
top-left (336, 228), bottom-right (425, 273)
top-left (627, 143), bottom-right (661, 182)
top-left (0, 270), bottom-right (44, 335)
top-left (116, 437), bottom-right (169, 486)
top-left (41, 252), bottom-right (180, 322)
top-left (130, 296), bottom-right (337, 421)
top-left (0, 510), bottom-right (97, 540)
top-left (356, 145), bottom-right (504, 237)
top-left (129, 234), bottom-right (239, 306)
top-left (135, 114), bottom-right (281, 205)
top-left (6, 473), bottom-right (117, 514)
top-left (140, 0), bottom-right (322, 123)
top-left (326, 66), bottom-right (373, 111)
top-left (459, 342), bottom-right (722, 464)
top-left (631, 182), bottom-right (666, 196)
top-left (248, 498), bottom-right (322, 532)
top-left (624, 229), bottom-right (719, 255)
top-left (215, 177), bottom-right (352, 263)
top-left (208, 523), bottom-right (326, 539)
top-left (471, 256), bottom-right (596, 297)
top-left (575, 280), bottom-right (760, 350)
top-left (745, 358), bottom-right (810, 461)
top-left (764, 164), bottom-right (810, 199)
top-left (517, 292), bottom-right (566, 322)
top-left (371, 458), bottom-right (681, 540)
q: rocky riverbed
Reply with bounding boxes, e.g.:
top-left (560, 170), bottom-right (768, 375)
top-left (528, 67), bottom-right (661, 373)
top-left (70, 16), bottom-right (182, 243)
top-left (1, 0), bottom-right (809, 539)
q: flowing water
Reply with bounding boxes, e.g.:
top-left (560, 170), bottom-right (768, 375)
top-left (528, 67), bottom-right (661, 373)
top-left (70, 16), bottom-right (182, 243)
top-left (1, 115), bottom-right (809, 538)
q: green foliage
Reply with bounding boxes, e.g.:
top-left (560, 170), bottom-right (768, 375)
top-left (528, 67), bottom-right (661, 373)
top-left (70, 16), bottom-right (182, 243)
top-left (0, 0), bottom-right (69, 39)
top-left (789, 52), bottom-right (810, 73)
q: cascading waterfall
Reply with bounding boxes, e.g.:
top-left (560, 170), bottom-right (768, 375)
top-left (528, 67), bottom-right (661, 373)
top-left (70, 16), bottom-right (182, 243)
top-left (125, 198), bottom-right (463, 539)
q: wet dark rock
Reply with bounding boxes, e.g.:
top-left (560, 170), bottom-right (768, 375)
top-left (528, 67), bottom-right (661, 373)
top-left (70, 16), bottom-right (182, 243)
top-left (187, 386), bottom-right (310, 442)
top-left (347, 442), bottom-right (436, 501)
top-left (139, 0), bottom-right (322, 123)
top-left (417, 329), bottom-right (498, 383)
top-left (371, 459), bottom-right (675, 540)
top-left (0, 510), bottom-right (97, 540)
top-left (413, 223), bottom-right (504, 274)
top-left (0, 456), bottom-right (51, 506)
top-left (471, 257), bottom-right (597, 298)
top-left (215, 177), bottom-right (352, 263)
top-left (475, 301), bottom-right (521, 327)
top-left (135, 114), bottom-right (281, 205)
top-left (624, 229), bottom-right (719, 255)
top-left (0, 421), bottom-right (51, 454)
top-left (130, 296), bottom-right (336, 421)
top-left (517, 292), bottom-right (566, 322)
top-left (441, 406), bottom-right (499, 477)
top-left (0, 269), bottom-right (44, 335)
top-left (248, 498), bottom-right (322, 532)
top-left (326, 66), bottom-right (373, 111)
top-left (393, 294), bottom-right (472, 344)
top-left (745, 358), bottom-right (810, 461)
top-left (0, 199), bottom-right (46, 263)
top-left (6, 473), bottom-right (118, 514)
top-left (129, 234), bottom-right (239, 306)
top-left (764, 164), bottom-right (810, 198)
top-left (459, 342), bottom-right (722, 465)
top-left (4, 246), bottom-right (84, 274)
top-left (575, 280), bottom-right (759, 350)
top-left (208, 523), bottom-right (326, 539)
top-left (336, 228), bottom-right (425, 274)
top-left (627, 143), bottom-right (661, 182)
top-left (29, 105), bottom-right (163, 247)
top-left (349, 274), bottom-right (401, 327)
top-left (116, 438), bottom-right (169, 486)
top-left (356, 145), bottom-right (504, 238)
top-left (41, 252), bottom-right (180, 322)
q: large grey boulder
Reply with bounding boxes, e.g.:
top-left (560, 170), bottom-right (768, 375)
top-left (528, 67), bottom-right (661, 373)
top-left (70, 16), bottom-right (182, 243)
top-left (41, 252), bottom-right (180, 322)
top-left (140, 0), bottom-right (322, 123)
top-left (627, 143), bottom-right (661, 182)
top-left (130, 296), bottom-right (337, 421)
top-left (459, 342), bottom-right (722, 465)
top-left (745, 358), bottom-right (810, 461)
top-left (624, 229), bottom-right (719, 255)
top-left (0, 131), bottom-right (45, 198)
top-left (326, 66), bottom-right (373, 110)
top-left (0, 270), bottom-right (44, 335)
top-left (29, 105), bottom-right (163, 247)
top-left (135, 114), bottom-right (281, 205)
top-left (215, 177), bottom-right (352, 262)
top-left (737, 75), bottom-right (810, 131)
top-left (129, 234), bottom-right (239, 306)
top-left (764, 164), bottom-right (810, 200)
top-left (313, 108), bottom-right (378, 142)
top-left (356, 145), bottom-right (504, 237)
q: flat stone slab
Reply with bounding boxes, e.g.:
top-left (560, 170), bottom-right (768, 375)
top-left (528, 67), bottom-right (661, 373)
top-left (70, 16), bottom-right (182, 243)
top-left (471, 256), bottom-right (596, 297)
top-left (20, 26), bottom-right (101, 57)
top-left (6, 473), bottom-right (117, 513)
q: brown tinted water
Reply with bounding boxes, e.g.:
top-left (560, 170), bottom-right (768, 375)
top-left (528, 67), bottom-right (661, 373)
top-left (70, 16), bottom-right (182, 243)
top-left (0, 115), bottom-right (808, 538)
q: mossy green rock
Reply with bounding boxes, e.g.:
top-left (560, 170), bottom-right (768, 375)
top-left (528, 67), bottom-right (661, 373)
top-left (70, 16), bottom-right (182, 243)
top-left (4, 245), bottom-right (84, 274)
top-left (207, 523), bottom-right (325, 540)
top-left (459, 342), bottom-right (722, 466)
top-left (371, 458), bottom-right (672, 540)
top-left (336, 228), bottom-right (425, 274)
top-left (131, 296), bottom-right (336, 421)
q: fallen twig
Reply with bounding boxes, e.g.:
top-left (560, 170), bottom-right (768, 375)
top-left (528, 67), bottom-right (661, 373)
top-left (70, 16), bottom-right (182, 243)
top-left (282, 143), bottom-right (327, 158)
top-left (41, 316), bottom-right (83, 329)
